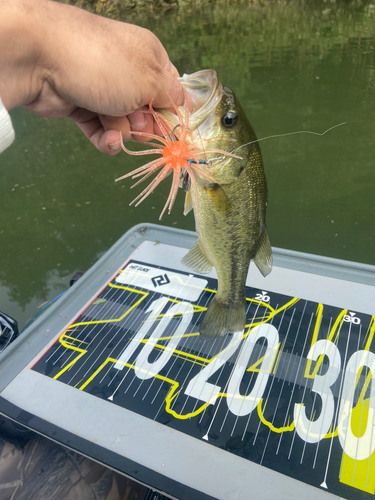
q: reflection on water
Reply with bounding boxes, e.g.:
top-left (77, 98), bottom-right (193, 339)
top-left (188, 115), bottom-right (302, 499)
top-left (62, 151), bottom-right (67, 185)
top-left (1, 1), bottom-right (375, 327)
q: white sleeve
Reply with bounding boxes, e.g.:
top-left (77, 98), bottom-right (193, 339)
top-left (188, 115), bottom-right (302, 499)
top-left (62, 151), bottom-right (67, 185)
top-left (0, 97), bottom-right (15, 153)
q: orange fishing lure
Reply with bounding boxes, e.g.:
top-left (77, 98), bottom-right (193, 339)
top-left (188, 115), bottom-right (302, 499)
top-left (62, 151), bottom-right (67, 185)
top-left (116, 95), bottom-right (242, 219)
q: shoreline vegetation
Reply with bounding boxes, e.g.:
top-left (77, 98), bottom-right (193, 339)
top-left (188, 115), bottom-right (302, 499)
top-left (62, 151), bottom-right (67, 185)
top-left (60, 0), bottom-right (223, 16)
top-left (61, 0), bottom-right (375, 17)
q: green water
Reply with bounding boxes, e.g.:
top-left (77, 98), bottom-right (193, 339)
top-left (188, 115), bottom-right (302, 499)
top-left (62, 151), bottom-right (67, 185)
top-left (1, 1), bottom-right (375, 328)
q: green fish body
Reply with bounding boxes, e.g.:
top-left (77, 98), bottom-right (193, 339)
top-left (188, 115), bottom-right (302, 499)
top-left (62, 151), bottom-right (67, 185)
top-left (164, 70), bottom-right (272, 339)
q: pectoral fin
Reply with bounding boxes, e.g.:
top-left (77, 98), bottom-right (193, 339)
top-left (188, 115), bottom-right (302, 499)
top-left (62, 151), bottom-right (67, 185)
top-left (183, 190), bottom-right (193, 216)
top-left (181, 240), bottom-right (212, 274)
top-left (253, 229), bottom-right (273, 277)
top-left (204, 185), bottom-right (231, 213)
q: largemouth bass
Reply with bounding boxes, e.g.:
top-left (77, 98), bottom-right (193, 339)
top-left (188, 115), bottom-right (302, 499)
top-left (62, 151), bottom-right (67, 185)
top-left (162, 70), bottom-right (272, 339)
top-left (117, 69), bottom-right (272, 339)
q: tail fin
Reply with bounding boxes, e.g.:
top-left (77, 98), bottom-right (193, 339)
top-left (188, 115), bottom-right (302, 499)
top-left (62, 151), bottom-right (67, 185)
top-left (199, 297), bottom-right (246, 339)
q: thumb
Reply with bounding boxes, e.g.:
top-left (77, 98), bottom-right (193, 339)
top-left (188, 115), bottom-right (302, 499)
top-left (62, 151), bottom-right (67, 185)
top-left (152, 68), bottom-right (185, 109)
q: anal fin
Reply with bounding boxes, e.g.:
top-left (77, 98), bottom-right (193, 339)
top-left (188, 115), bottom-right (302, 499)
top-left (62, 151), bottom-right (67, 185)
top-left (254, 229), bottom-right (273, 277)
top-left (181, 240), bottom-right (212, 274)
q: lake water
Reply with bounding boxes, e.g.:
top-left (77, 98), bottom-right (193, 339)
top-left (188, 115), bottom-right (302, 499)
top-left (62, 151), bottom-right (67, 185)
top-left (1, 0), bottom-right (375, 328)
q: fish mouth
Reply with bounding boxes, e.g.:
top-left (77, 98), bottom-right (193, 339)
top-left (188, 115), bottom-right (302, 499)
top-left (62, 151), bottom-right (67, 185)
top-left (160, 69), bottom-right (222, 134)
top-left (180, 69), bottom-right (221, 131)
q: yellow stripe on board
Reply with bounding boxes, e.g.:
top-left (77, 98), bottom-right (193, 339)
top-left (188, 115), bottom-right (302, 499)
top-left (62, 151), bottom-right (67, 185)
top-left (68, 287), bottom-right (148, 329)
top-left (340, 399), bottom-right (375, 494)
top-left (257, 397), bottom-right (295, 433)
top-left (53, 349), bottom-right (87, 380)
top-left (247, 343), bottom-right (282, 373)
top-left (363, 316), bottom-right (375, 351)
top-left (304, 306), bottom-right (347, 379)
top-left (56, 293), bottom-right (301, 419)
top-left (339, 315), bottom-right (375, 493)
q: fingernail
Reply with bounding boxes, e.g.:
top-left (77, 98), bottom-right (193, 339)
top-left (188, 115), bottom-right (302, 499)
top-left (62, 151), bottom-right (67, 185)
top-left (108, 140), bottom-right (121, 151)
top-left (128, 111), bottom-right (147, 130)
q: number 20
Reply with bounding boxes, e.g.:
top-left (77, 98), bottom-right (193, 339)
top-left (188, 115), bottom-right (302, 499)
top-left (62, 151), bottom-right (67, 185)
top-left (185, 324), bottom-right (279, 416)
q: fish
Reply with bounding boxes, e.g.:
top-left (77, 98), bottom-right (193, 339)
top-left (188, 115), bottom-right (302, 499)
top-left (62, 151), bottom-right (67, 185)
top-left (117, 69), bottom-right (272, 339)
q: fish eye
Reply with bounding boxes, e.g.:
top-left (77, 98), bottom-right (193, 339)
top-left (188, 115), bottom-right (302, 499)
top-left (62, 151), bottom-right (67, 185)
top-left (222, 110), bottom-right (237, 128)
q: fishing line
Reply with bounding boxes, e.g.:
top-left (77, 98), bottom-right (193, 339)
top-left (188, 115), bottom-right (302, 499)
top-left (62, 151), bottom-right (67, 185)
top-left (171, 124), bottom-right (180, 141)
top-left (207, 122), bottom-right (347, 166)
top-left (192, 124), bottom-right (210, 166)
top-left (232, 122), bottom-right (347, 155)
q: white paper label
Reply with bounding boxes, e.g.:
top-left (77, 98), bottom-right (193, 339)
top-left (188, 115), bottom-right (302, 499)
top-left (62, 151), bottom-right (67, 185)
top-left (115, 263), bottom-right (207, 302)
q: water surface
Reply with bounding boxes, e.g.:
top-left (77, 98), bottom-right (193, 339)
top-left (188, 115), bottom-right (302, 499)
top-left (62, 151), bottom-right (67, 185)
top-left (1, 1), bottom-right (375, 327)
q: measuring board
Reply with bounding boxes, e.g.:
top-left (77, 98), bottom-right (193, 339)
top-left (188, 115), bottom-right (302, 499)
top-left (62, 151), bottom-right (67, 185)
top-left (0, 224), bottom-right (374, 500)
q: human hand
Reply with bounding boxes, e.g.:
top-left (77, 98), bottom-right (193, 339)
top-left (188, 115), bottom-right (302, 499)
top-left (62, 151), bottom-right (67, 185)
top-left (0, 0), bottom-right (183, 155)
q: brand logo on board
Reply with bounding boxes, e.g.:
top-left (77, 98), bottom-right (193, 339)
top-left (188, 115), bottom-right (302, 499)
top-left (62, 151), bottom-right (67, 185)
top-left (151, 274), bottom-right (170, 287)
